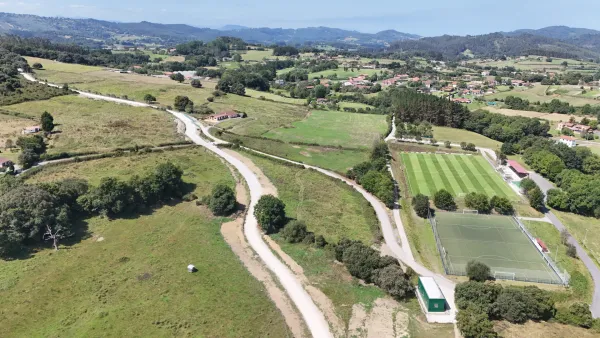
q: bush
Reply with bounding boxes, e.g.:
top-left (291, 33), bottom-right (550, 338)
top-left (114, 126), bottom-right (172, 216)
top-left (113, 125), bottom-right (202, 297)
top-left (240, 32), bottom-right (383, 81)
top-left (528, 187), bottom-right (545, 210)
top-left (455, 281), bottom-right (501, 314)
top-left (182, 193), bottom-right (197, 201)
top-left (490, 196), bottom-right (514, 215)
top-left (457, 306), bottom-right (498, 338)
top-left (412, 193), bottom-right (430, 218)
top-left (207, 96), bottom-right (214, 102)
top-left (254, 195), bottom-right (286, 234)
top-left (208, 184), bottom-right (236, 216)
top-left (143, 94), bottom-right (156, 103)
top-left (465, 192), bottom-right (490, 213)
top-left (547, 189), bottom-right (568, 210)
top-left (280, 220), bottom-right (308, 243)
top-left (433, 189), bottom-right (456, 211)
top-left (191, 79), bottom-right (202, 88)
top-left (302, 233), bottom-right (315, 244)
top-left (556, 303), bottom-right (593, 328)
top-left (314, 235), bottom-right (327, 248)
top-left (371, 264), bottom-right (414, 300)
top-left (566, 243), bottom-right (577, 258)
top-left (466, 260), bottom-right (490, 282)
top-left (444, 140), bottom-right (451, 148)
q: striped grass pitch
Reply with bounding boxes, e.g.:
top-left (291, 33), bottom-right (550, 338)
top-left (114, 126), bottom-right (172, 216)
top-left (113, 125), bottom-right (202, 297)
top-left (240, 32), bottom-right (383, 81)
top-left (400, 152), bottom-right (518, 200)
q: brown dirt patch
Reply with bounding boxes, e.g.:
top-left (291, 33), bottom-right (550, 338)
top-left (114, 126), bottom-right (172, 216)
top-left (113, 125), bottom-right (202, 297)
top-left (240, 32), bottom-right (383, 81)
top-left (495, 320), bottom-right (600, 338)
top-left (348, 298), bottom-right (409, 338)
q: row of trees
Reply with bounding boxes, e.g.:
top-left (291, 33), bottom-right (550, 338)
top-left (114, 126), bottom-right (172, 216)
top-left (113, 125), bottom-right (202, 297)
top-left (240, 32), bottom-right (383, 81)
top-left (412, 190), bottom-right (513, 217)
top-left (346, 141), bottom-right (395, 207)
top-left (504, 96), bottom-right (576, 115)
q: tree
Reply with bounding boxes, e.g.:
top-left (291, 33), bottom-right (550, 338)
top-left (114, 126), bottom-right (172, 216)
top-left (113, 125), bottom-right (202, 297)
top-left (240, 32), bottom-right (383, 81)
top-left (444, 140), bottom-right (451, 148)
top-left (191, 79), bottom-right (203, 88)
top-left (528, 187), bottom-right (545, 210)
top-left (18, 148), bottom-right (39, 169)
top-left (314, 84), bottom-right (327, 98)
top-left (433, 189), bottom-right (456, 211)
top-left (32, 62), bottom-right (43, 69)
top-left (555, 303), bottom-right (593, 328)
top-left (455, 281), bottom-right (501, 314)
top-left (456, 306), bottom-right (497, 338)
top-left (490, 196), bottom-right (514, 215)
top-left (209, 184), bottom-right (237, 216)
top-left (412, 194), bottom-right (430, 218)
top-left (78, 177), bottom-right (133, 217)
top-left (16, 135), bottom-right (46, 155)
top-left (370, 141), bottom-right (389, 160)
top-left (566, 244), bottom-right (577, 258)
top-left (519, 178), bottom-right (537, 195)
top-left (465, 192), bottom-right (490, 213)
top-left (143, 94), bottom-right (156, 103)
top-left (466, 260), bottom-right (490, 282)
top-left (371, 264), bottom-right (414, 299)
top-left (460, 142), bottom-right (467, 150)
top-left (173, 96), bottom-right (193, 111)
top-left (170, 73), bottom-right (185, 83)
top-left (4, 139), bottom-right (13, 149)
top-left (493, 287), bottom-right (530, 323)
top-left (40, 111), bottom-right (54, 132)
top-left (546, 189), bottom-right (568, 210)
top-left (280, 220), bottom-right (309, 243)
top-left (254, 195), bottom-right (286, 234)
top-left (231, 82), bottom-right (246, 96)
top-left (232, 54), bottom-right (242, 62)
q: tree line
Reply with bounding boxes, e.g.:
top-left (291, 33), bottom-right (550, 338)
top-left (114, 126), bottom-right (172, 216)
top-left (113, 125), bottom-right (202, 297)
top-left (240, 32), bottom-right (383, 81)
top-left (346, 141), bottom-right (395, 207)
top-left (0, 162), bottom-right (185, 258)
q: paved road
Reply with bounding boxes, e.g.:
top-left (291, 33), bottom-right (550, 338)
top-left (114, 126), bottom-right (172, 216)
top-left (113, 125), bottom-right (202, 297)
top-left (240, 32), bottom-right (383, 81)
top-left (21, 73), bottom-right (333, 337)
top-left (529, 172), bottom-right (600, 317)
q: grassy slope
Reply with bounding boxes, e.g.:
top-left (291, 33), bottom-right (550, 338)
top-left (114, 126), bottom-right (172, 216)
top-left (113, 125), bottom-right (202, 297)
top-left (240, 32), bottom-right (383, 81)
top-left (245, 152), bottom-right (384, 325)
top-left (264, 110), bottom-right (387, 149)
top-left (308, 68), bottom-right (379, 79)
top-left (432, 126), bottom-right (502, 150)
top-left (2, 95), bottom-right (182, 154)
top-left (245, 89), bottom-right (306, 105)
top-left (1, 148), bottom-right (290, 337)
top-left (552, 210), bottom-right (600, 268)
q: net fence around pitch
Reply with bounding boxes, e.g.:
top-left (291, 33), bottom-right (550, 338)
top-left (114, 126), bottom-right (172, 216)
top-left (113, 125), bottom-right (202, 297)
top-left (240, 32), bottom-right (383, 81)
top-left (432, 212), bottom-right (563, 284)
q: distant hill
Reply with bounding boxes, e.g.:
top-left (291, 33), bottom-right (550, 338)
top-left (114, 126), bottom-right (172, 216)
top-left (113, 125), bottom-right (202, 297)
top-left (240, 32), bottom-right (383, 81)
top-left (0, 12), bottom-right (419, 47)
top-left (388, 32), bottom-right (600, 60)
top-left (506, 26), bottom-right (600, 40)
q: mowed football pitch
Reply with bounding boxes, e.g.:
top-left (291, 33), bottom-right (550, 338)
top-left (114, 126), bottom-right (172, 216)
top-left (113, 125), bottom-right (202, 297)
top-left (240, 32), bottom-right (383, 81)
top-left (401, 152), bottom-right (518, 201)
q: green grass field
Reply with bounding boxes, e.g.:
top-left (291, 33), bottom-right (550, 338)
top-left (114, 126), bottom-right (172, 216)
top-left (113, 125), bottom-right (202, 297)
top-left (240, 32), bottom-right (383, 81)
top-left (432, 126), bottom-right (502, 150)
top-left (245, 89), bottom-right (306, 105)
top-left (434, 213), bottom-right (562, 283)
top-left (2, 95), bottom-right (183, 155)
top-left (400, 153), bottom-right (518, 200)
top-left (263, 110), bottom-right (387, 149)
top-left (308, 68), bottom-right (380, 79)
top-left (338, 102), bottom-right (376, 110)
top-left (239, 49), bottom-right (273, 61)
top-left (1, 148), bottom-right (290, 337)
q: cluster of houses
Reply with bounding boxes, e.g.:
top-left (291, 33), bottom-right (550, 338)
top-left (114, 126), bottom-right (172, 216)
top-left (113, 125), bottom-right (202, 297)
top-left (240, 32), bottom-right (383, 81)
top-left (343, 75), bottom-right (372, 88)
top-left (556, 122), bottom-right (592, 136)
top-left (380, 74), bottom-right (420, 87)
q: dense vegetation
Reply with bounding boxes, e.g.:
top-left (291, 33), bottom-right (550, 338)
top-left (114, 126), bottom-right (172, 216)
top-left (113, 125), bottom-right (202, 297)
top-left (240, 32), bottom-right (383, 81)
top-left (0, 162), bottom-right (185, 257)
top-left (346, 141), bottom-right (395, 207)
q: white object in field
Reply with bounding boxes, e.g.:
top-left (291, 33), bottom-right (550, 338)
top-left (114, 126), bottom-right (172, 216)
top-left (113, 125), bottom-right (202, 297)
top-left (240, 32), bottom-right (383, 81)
top-left (187, 264), bottom-right (196, 273)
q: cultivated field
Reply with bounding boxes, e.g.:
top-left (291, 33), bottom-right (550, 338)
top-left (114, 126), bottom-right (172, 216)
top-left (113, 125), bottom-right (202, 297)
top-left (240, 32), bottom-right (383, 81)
top-left (2, 148), bottom-right (291, 337)
top-left (264, 110), bottom-right (388, 148)
top-left (400, 152), bottom-right (518, 200)
top-left (2, 95), bottom-right (183, 154)
top-left (434, 213), bottom-right (562, 284)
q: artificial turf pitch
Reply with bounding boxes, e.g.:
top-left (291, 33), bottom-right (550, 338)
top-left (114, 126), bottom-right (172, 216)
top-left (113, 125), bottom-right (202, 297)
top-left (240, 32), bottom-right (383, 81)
top-left (433, 212), bottom-right (562, 284)
top-left (400, 152), bottom-right (518, 200)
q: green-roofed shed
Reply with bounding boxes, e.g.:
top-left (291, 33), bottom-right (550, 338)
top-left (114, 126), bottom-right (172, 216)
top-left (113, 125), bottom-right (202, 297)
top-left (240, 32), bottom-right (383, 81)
top-left (418, 276), bottom-right (446, 312)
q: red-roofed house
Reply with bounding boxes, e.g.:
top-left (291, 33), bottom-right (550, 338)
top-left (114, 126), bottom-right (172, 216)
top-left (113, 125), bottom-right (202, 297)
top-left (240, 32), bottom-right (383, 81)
top-left (507, 160), bottom-right (529, 178)
top-left (559, 135), bottom-right (577, 148)
top-left (207, 111), bottom-right (240, 122)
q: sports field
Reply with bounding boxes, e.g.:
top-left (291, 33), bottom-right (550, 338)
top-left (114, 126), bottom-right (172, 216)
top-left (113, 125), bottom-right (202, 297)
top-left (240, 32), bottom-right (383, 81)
top-left (400, 152), bottom-right (518, 201)
top-left (433, 213), bottom-right (563, 284)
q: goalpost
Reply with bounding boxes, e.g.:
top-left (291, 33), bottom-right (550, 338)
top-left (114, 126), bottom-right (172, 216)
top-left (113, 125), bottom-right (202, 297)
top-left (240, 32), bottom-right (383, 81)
top-left (494, 271), bottom-right (516, 280)
top-left (462, 209), bottom-right (479, 214)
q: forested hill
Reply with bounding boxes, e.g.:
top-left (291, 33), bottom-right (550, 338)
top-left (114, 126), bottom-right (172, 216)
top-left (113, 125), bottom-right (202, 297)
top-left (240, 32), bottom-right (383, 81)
top-left (388, 33), bottom-right (600, 60)
top-left (504, 26), bottom-right (600, 54)
top-left (0, 12), bottom-right (418, 47)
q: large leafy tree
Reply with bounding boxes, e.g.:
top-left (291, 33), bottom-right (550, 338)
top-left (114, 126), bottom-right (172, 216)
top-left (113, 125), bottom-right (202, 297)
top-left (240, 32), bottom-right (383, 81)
top-left (466, 260), bottom-right (490, 282)
top-left (209, 184), bottom-right (236, 216)
top-left (433, 189), bottom-right (456, 211)
top-left (456, 306), bottom-right (497, 338)
top-left (40, 111), bottom-right (54, 132)
top-left (254, 195), bottom-right (286, 234)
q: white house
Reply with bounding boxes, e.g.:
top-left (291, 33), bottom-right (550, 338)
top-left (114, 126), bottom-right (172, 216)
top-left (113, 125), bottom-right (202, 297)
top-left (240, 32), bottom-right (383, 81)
top-left (559, 135), bottom-right (577, 148)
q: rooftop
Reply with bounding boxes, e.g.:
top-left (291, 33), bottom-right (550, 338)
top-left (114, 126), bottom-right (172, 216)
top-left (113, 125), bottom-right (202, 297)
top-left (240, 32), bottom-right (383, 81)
top-left (507, 160), bottom-right (528, 175)
top-left (419, 276), bottom-right (444, 299)
top-left (560, 136), bottom-right (576, 141)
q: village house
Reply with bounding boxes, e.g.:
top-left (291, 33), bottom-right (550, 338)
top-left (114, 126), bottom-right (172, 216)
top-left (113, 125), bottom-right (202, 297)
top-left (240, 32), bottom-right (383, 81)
top-left (207, 111), bottom-right (240, 122)
top-left (559, 135), bottom-right (577, 148)
top-left (511, 79), bottom-right (526, 86)
top-left (316, 98), bottom-right (329, 104)
top-left (452, 98), bottom-right (472, 104)
top-left (22, 126), bottom-right (41, 134)
top-left (556, 122), bottom-right (592, 136)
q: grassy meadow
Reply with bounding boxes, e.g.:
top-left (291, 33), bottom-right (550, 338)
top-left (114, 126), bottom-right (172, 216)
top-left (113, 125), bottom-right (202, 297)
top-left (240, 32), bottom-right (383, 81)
top-left (3, 95), bottom-right (183, 154)
top-left (1, 148), bottom-right (291, 337)
top-left (245, 89), bottom-right (306, 105)
top-left (264, 110), bottom-right (387, 149)
top-left (433, 126), bottom-right (502, 150)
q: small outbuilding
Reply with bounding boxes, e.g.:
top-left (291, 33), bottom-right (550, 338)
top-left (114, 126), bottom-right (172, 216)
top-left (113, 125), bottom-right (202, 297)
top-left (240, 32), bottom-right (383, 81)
top-left (417, 276), bottom-right (446, 312)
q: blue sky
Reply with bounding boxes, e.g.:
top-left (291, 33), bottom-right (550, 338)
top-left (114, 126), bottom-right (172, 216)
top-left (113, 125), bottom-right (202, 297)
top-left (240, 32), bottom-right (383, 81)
top-left (2, 0), bottom-right (600, 36)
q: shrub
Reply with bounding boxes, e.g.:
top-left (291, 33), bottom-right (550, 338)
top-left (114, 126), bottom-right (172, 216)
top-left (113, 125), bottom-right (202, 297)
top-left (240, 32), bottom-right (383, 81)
top-left (490, 196), bottom-right (514, 215)
top-left (182, 193), bottom-right (197, 201)
top-left (314, 235), bottom-right (327, 248)
top-left (302, 233), bottom-right (315, 244)
top-left (143, 94), bottom-right (156, 103)
top-left (280, 220), bottom-right (308, 243)
top-left (556, 303), bottom-right (593, 328)
top-left (455, 281), bottom-right (501, 314)
top-left (464, 192), bottom-right (490, 213)
top-left (466, 260), bottom-right (490, 282)
top-left (208, 184), bottom-right (236, 216)
top-left (444, 140), bottom-right (451, 148)
top-left (412, 193), bottom-right (430, 218)
top-left (528, 187), bottom-right (545, 210)
top-left (207, 96), bottom-right (214, 102)
top-left (433, 189), bottom-right (456, 211)
top-left (254, 195), bottom-right (286, 234)
top-left (371, 264), bottom-right (414, 300)
top-left (456, 305), bottom-right (497, 338)
top-left (191, 79), bottom-right (202, 88)
top-left (566, 243), bottom-right (577, 258)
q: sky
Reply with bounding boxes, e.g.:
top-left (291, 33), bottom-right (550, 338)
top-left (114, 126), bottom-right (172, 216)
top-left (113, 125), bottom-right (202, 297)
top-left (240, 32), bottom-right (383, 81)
top-left (2, 0), bottom-right (600, 36)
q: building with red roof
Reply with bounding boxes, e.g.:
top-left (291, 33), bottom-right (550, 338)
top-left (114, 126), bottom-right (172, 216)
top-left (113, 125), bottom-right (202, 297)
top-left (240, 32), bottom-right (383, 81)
top-left (507, 160), bottom-right (529, 178)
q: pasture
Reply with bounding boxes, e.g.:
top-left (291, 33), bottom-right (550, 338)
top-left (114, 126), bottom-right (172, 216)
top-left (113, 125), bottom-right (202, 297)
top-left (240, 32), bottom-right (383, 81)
top-left (433, 213), bottom-right (563, 284)
top-left (263, 110), bottom-right (387, 148)
top-left (3, 95), bottom-right (183, 155)
top-left (400, 152), bottom-right (518, 200)
top-left (1, 148), bottom-right (290, 337)
top-left (239, 49), bottom-right (273, 61)
top-left (485, 84), bottom-right (600, 108)
top-left (245, 89), bottom-right (305, 105)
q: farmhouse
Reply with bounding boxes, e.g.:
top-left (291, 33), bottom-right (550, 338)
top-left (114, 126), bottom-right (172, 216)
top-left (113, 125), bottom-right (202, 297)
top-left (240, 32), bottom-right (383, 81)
top-left (507, 160), bottom-right (529, 178)
top-left (207, 111), bottom-right (240, 122)
top-left (0, 157), bottom-right (13, 168)
top-left (559, 135), bottom-right (577, 148)
top-left (556, 122), bottom-right (591, 135)
top-left (22, 126), bottom-right (41, 134)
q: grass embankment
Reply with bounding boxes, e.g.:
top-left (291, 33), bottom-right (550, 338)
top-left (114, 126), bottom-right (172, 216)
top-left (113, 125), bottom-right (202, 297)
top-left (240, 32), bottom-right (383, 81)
top-left (245, 152), bottom-right (384, 325)
top-left (264, 110), bottom-right (388, 149)
top-left (1, 148), bottom-right (290, 337)
top-left (552, 210), bottom-right (600, 269)
top-left (2, 95), bottom-right (183, 155)
top-left (217, 131), bottom-right (369, 173)
top-left (432, 126), bottom-right (502, 150)
top-left (523, 220), bottom-right (593, 304)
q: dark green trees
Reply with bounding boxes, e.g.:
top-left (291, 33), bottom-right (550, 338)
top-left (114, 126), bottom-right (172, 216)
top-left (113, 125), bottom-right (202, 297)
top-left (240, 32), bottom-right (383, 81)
top-left (433, 189), bottom-right (456, 211)
top-left (208, 184), bottom-right (236, 216)
top-left (170, 73), bottom-right (185, 82)
top-left (254, 195), bottom-right (286, 234)
top-left (174, 96), bottom-right (194, 112)
top-left (40, 111), bottom-right (54, 132)
top-left (412, 194), bottom-right (430, 218)
top-left (466, 260), bottom-right (490, 282)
